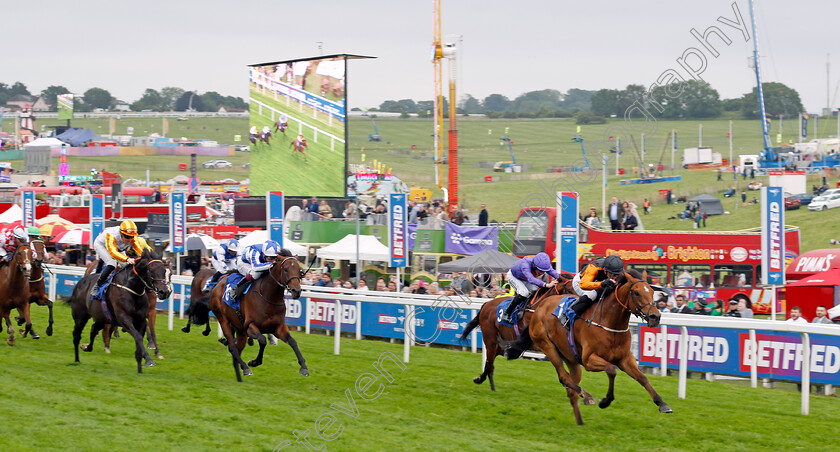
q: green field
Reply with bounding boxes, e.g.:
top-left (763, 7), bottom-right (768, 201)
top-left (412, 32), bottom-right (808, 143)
top-left (1, 304), bottom-right (838, 451)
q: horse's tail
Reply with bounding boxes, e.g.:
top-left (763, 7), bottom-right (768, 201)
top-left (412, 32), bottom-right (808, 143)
top-left (459, 313), bottom-right (481, 344)
top-left (506, 325), bottom-right (532, 360)
top-left (189, 296), bottom-right (211, 325)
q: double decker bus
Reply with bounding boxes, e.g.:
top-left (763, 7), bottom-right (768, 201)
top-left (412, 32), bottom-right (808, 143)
top-left (514, 207), bottom-right (801, 314)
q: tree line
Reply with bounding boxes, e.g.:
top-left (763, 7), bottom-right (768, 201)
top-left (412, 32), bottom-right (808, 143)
top-left (0, 82), bottom-right (247, 113)
top-left (371, 81), bottom-right (805, 123)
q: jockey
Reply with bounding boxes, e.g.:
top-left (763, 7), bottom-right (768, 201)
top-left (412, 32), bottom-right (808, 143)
top-left (249, 125), bottom-right (258, 136)
top-left (202, 238), bottom-right (240, 293)
top-left (559, 254), bottom-right (625, 328)
top-left (279, 114), bottom-right (288, 127)
top-left (228, 240), bottom-right (281, 301)
top-left (500, 252), bottom-right (559, 324)
top-left (262, 125), bottom-right (271, 137)
top-left (0, 226), bottom-right (29, 264)
top-left (90, 220), bottom-right (144, 301)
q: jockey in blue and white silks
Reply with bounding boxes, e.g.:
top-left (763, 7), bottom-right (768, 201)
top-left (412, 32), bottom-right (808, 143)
top-left (226, 240), bottom-right (281, 301)
top-left (202, 239), bottom-right (240, 293)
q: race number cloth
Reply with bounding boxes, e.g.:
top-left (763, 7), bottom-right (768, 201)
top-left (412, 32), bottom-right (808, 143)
top-left (223, 273), bottom-right (246, 310)
top-left (496, 297), bottom-right (517, 327)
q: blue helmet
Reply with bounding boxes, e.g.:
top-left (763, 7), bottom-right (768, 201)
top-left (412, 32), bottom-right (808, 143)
top-left (262, 240), bottom-right (280, 257)
top-left (226, 238), bottom-right (240, 255)
top-left (532, 252), bottom-right (552, 272)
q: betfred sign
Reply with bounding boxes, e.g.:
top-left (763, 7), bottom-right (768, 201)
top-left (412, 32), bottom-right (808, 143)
top-left (170, 192), bottom-right (186, 253)
top-left (761, 187), bottom-right (784, 285)
top-left (389, 193), bottom-right (406, 267)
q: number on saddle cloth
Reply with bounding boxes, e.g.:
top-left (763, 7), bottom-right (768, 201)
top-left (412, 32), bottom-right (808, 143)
top-left (496, 297), bottom-right (521, 326)
top-left (553, 296), bottom-right (579, 322)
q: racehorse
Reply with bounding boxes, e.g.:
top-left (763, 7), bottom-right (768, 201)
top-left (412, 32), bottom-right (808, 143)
top-left (0, 245), bottom-right (32, 345)
top-left (182, 268), bottom-right (214, 336)
top-left (274, 121), bottom-right (288, 138)
top-left (459, 276), bottom-right (575, 391)
top-left (70, 250), bottom-right (171, 373)
top-left (14, 239), bottom-right (54, 339)
top-left (260, 130), bottom-right (272, 146)
top-left (84, 259), bottom-right (164, 358)
top-left (506, 269), bottom-right (671, 425)
top-left (290, 137), bottom-right (308, 162)
top-left (209, 255), bottom-right (308, 382)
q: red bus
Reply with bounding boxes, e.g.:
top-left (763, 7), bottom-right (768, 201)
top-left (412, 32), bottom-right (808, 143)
top-left (514, 207), bottom-right (801, 314)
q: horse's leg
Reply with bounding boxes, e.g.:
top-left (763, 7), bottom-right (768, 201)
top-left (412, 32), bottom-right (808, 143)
top-left (218, 315), bottom-right (247, 381)
top-left (568, 362), bottom-right (595, 406)
top-left (46, 300), bottom-right (53, 336)
top-left (581, 353), bottom-right (617, 408)
top-left (202, 321), bottom-right (211, 336)
top-left (617, 354), bottom-right (673, 413)
top-left (235, 332), bottom-right (250, 372)
top-left (103, 324), bottom-right (112, 354)
top-left (119, 312), bottom-right (155, 373)
top-left (532, 334), bottom-right (586, 425)
top-left (2, 311), bottom-right (14, 346)
top-left (18, 301), bottom-right (36, 339)
top-left (83, 321), bottom-right (104, 352)
top-left (565, 385), bottom-right (584, 427)
top-left (275, 323), bottom-right (309, 376)
top-left (147, 301), bottom-right (162, 359)
top-left (73, 314), bottom-right (89, 362)
top-left (246, 324), bottom-right (267, 368)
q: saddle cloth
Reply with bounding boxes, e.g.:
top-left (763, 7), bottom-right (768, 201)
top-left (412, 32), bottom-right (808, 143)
top-left (222, 273), bottom-right (253, 310)
top-left (552, 296), bottom-right (578, 320)
top-left (496, 297), bottom-right (518, 327)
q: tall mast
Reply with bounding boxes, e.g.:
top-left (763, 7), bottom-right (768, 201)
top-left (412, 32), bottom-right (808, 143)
top-left (749, 0), bottom-right (772, 158)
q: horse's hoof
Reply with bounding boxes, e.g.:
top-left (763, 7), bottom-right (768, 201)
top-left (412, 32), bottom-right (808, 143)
top-left (202, 330), bottom-right (210, 337)
top-left (7, 339), bottom-right (15, 346)
top-left (473, 377), bottom-right (482, 384)
top-left (300, 368), bottom-right (310, 377)
top-left (147, 343), bottom-right (156, 350)
top-left (156, 354), bottom-right (164, 360)
top-left (218, 338), bottom-right (228, 346)
top-left (243, 368), bottom-right (254, 376)
top-left (81, 344), bottom-right (92, 352)
top-left (598, 398), bottom-right (612, 409)
top-left (659, 404), bottom-right (673, 413)
top-left (181, 327), bottom-right (190, 333)
top-left (247, 360), bottom-right (260, 368)
top-left (104, 348), bottom-right (110, 354)
top-left (247, 338), bottom-right (254, 346)
top-left (46, 327), bottom-right (53, 336)
top-left (15, 317), bottom-right (24, 326)
top-left (146, 361), bottom-right (156, 367)
top-left (31, 333), bottom-right (40, 340)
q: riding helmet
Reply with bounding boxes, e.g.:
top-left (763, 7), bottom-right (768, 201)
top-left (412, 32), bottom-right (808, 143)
top-left (119, 220), bottom-right (139, 237)
top-left (262, 240), bottom-right (280, 257)
top-left (12, 226), bottom-right (28, 241)
top-left (226, 238), bottom-right (240, 254)
top-left (532, 252), bottom-right (553, 272)
top-left (603, 255), bottom-right (625, 274)
top-left (27, 226), bottom-right (40, 237)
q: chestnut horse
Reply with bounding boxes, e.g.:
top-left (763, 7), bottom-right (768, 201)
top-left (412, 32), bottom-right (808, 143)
top-left (209, 255), bottom-right (308, 382)
top-left (70, 250), bottom-right (171, 373)
top-left (290, 137), bottom-right (308, 162)
top-left (0, 245), bottom-right (32, 345)
top-left (85, 258), bottom-right (164, 358)
top-left (182, 268), bottom-right (214, 336)
top-left (506, 269), bottom-right (672, 425)
top-left (459, 276), bottom-right (575, 391)
top-left (14, 239), bottom-right (53, 339)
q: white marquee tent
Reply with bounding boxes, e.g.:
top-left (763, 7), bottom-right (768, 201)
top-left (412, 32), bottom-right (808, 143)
top-left (316, 234), bottom-right (389, 262)
top-left (238, 229), bottom-right (308, 256)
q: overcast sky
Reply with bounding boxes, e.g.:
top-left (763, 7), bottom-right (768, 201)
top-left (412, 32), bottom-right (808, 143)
top-left (5, 0), bottom-right (839, 112)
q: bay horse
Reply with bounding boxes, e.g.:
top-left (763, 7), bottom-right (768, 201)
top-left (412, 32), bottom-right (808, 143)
top-left (0, 245), bottom-right (32, 345)
top-left (459, 276), bottom-right (575, 392)
top-left (84, 258), bottom-right (164, 358)
top-left (260, 130), bottom-right (272, 146)
top-left (70, 250), bottom-right (171, 373)
top-left (14, 239), bottom-right (54, 339)
top-left (290, 137), bottom-right (308, 162)
top-left (506, 269), bottom-right (672, 425)
top-left (274, 121), bottom-right (288, 138)
top-left (209, 254), bottom-right (308, 382)
top-left (182, 267), bottom-right (214, 336)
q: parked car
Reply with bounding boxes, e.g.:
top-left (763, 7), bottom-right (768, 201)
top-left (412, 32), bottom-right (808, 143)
top-left (234, 145), bottom-right (250, 152)
top-left (783, 193), bottom-right (800, 210)
top-left (807, 193), bottom-right (840, 211)
top-left (202, 159), bottom-right (233, 169)
top-left (788, 192), bottom-right (814, 206)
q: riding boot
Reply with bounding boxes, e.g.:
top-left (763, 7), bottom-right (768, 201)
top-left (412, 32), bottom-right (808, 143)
top-left (202, 271), bottom-right (222, 293)
top-left (90, 265), bottom-right (115, 301)
top-left (559, 294), bottom-right (595, 329)
top-left (233, 274), bottom-right (253, 301)
top-left (501, 294), bottom-right (527, 324)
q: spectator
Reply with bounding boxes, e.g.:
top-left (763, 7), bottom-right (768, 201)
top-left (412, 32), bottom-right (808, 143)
top-left (585, 208), bottom-right (601, 228)
top-left (608, 197), bottom-right (622, 230)
top-left (356, 278), bottom-right (369, 291)
top-left (478, 204), bottom-right (488, 226)
top-left (301, 271), bottom-right (314, 285)
top-left (665, 300), bottom-right (675, 312)
top-left (741, 190), bottom-right (747, 205)
top-left (411, 279), bottom-right (427, 295)
top-left (450, 272), bottom-right (466, 294)
top-left (468, 289), bottom-right (479, 298)
top-left (623, 206), bottom-right (638, 231)
top-left (706, 299), bottom-right (724, 316)
top-left (723, 299), bottom-right (741, 317)
top-left (408, 201), bottom-right (419, 224)
top-left (786, 306), bottom-right (808, 324)
top-left (656, 298), bottom-right (669, 313)
top-left (342, 281), bottom-right (354, 289)
top-left (673, 294), bottom-right (693, 313)
top-left (428, 282), bottom-right (439, 295)
top-left (737, 299), bottom-right (754, 318)
top-left (643, 198), bottom-right (650, 215)
top-left (693, 299), bottom-right (708, 315)
top-left (343, 202), bottom-right (356, 219)
top-left (434, 206), bottom-right (446, 223)
top-left (417, 204), bottom-right (428, 223)
top-left (451, 205), bottom-right (465, 225)
top-left (812, 305), bottom-right (832, 324)
top-left (375, 279), bottom-right (387, 291)
top-left (315, 273), bottom-right (333, 287)
top-left (308, 196), bottom-right (320, 220)
top-left (318, 200), bottom-right (333, 219)
top-left (387, 281), bottom-right (397, 292)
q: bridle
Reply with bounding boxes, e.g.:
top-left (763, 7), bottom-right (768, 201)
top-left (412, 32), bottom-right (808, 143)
top-left (14, 247), bottom-right (32, 279)
top-left (259, 256), bottom-right (301, 306)
top-left (28, 240), bottom-right (48, 282)
top-left (613, 278), bottom-right (657, 323)
top-left (113, 258), bottom-right (169, 297)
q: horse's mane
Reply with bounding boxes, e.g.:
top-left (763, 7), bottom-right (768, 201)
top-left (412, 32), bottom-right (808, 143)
top-left (141, 248), bottom-right (162, 260)
top-left (618, 268), bottom-right (644, 284)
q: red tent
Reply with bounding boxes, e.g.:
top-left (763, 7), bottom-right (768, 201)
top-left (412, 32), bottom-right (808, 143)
top-left (785, 269), bottom-right (840, 321)
top-left (786, 249), bottom-right (840, 281)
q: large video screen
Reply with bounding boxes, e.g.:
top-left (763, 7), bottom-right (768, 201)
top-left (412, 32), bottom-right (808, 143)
top-left (249, 56), bottom-right (347, 197)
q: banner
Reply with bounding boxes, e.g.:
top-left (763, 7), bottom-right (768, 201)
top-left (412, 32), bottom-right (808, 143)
top-left (444, 223), bottom-right (498, 255)
top-left (556, 191), bottom-right (579, 274)
top-left (90, 194), bottom-right (104, 246)
top-left (57, 94), bottom-right (74, 121)
top-left (801, 114), bottom-right (808, 140)
top-left (407, 223), bottom-right (417, 251)
top-left (170, 192), bottom-right (186, 253)
top-left (22, 190), bottom-right (35, 227)
top-left (761, 186), bottom-right (784, 285)
top-left (639, 326), bottom-right (840, 385)
top-left (267, 191), bottom-right (284, 247)
top-left (388, 193), bottom-right (407, 267)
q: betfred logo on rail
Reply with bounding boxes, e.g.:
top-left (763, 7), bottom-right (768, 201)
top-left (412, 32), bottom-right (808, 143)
top-left (640, 329), bottom-right (729, 364)
top-left (308, 299), bottom-right (357, 326)
top-left (739, 333), bottom-right (840, 376)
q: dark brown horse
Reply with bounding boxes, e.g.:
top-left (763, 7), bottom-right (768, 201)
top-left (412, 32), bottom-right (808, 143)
top-left (14, 239), bottom-right (53, 339)
top-left (209, 255), bottom-right (308, 382)
top-left (84, 258), bottom-right (165, 358)
top-left (459, 276), bottom-right (575, 391)
top-left (0, 245), bottom-right (32, 345)
top-left (506, 269), bottom-right (671, 425)
top-left (70, 250), bottom-right (171, 373)
top-left (182, 267), bottom-right (214, 336)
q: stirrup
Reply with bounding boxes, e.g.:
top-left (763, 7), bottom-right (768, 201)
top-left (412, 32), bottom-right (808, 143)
top-left (559, 312), bottom-right (571, 329)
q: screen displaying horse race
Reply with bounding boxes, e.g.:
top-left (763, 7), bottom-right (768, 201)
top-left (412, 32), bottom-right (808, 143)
top-left (248, 56), bottom-right (347, 197)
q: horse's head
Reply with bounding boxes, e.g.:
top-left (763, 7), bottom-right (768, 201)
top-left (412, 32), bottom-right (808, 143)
top-left (29, 239), bottom-right (47, 269)
top-left (615, 269), bottom-right (660, 327)
top-left (13, 245), bottom-right (32, 279)
top-left (271, 253), bottom-right (302, 299)
top-left (135, 249), bottom-right (172, 300)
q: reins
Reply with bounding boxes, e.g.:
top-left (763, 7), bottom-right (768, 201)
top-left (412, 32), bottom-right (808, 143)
top-left (258, 257), bottom-right (301, 306)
